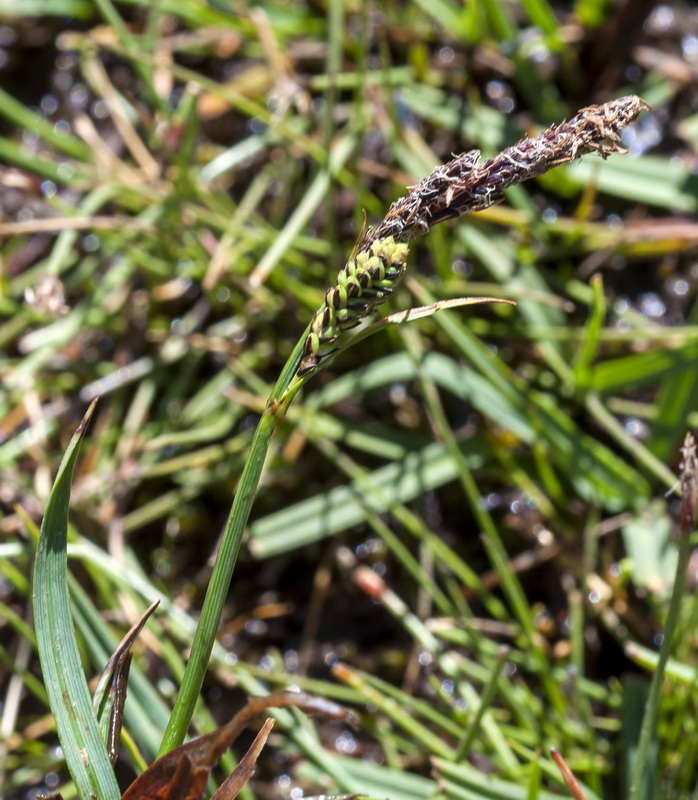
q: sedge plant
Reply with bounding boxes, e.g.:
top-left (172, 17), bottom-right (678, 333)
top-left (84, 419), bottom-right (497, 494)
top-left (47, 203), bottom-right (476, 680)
top-left (32, 95), bottom-right (650, 798)
top-left (157, 95), bottom-right (649, 754)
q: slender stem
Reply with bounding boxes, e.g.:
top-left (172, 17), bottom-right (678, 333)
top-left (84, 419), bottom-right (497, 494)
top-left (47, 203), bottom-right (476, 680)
top-left (454, 646), bottom-right (509, 762)
top-left (629, 434), bottom-right (697, 799)
top-left (159, 327), bottom-right (311, 753)
top-left (628, 534), bottom-right (691, 800)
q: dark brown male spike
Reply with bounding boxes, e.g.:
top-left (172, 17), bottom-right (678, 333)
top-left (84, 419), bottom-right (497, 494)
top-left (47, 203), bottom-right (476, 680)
top-left (297, 95), bottom-right (649, 379)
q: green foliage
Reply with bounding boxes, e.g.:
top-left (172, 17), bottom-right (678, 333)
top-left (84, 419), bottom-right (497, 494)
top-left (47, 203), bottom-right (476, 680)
top-left (2, 2), bottom-right (698, 799)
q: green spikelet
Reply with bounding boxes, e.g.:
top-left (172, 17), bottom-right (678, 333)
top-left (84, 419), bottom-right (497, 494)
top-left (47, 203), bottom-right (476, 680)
top-left (297, 236), bottom-right (410, 377)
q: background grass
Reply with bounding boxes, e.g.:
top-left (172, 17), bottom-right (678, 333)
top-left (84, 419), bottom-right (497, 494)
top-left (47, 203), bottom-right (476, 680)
top-left (2, 1), bottom-right (698, 798)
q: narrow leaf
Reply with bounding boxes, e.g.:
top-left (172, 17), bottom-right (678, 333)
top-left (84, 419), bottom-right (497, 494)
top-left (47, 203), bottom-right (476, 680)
top-left (32, 399), bottom-right (120, 800)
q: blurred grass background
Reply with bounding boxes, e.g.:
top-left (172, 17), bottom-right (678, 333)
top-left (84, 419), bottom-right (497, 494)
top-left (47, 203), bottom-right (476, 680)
top-left (2, 1), bottom-right (698, 798)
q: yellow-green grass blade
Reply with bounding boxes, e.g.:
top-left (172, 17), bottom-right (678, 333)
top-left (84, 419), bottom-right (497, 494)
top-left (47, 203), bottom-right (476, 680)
top-left (32, 400), bottom-right (120, 800)
top-left (567, 155), bottom-right (698, 212)
top-left (0, 85), bottom-right (91, 160)
top-left (321, 350), bottom-right (648, 509)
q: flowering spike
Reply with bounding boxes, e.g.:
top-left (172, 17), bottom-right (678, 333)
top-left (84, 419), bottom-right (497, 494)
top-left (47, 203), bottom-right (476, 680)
top-left (361, 95), bottom-right (649, 252)
top-left (296, 96), bottom-right (648, 379)
top-left (297, 237), bottom-right (410, 376)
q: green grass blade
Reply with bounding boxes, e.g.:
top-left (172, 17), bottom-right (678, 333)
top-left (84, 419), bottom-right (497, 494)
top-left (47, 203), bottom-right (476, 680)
top-left (32, 400), bottom-right (120, 800)
top-left (573, 273), bottom-right (606, 384)
top-left (567, 155), bottom-right (698, 212)
top-left (320, 754), bottom-right (436, 800)
top-left (434, 757), bottom-right (600, 800)
top-left (69, 578), bottom-right (169, 761)
top-left (0, 0), bottom-right (91, 11)
top-left (250, 132), bottom-right (357, 286)
top-left (519, 0), bottom-right (561, 39)
top-left (249, 439), bottom-right (475, 558)
top-left (590, 340), bottom-right (698, 394)
top-left (0, 136), bottom-right (90, 183)
top-left (628, 525), bottom-right (693, 799)
top-left (158, 409), bottom-right (278, 753)
top-left (623, 676), bottom-right (655, 800)
top-left (0, 86), bottom-right (91, 159)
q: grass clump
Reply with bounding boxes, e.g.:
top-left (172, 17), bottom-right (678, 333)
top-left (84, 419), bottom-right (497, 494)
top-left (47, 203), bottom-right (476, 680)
top-left (2, 3), bottom-right (698, 800)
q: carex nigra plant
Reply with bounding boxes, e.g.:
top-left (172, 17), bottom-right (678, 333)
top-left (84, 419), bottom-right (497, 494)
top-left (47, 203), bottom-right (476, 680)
top-left (33, 93), bottom-right (650, 799)
top-left (157, 95), bottom-right (649, 753)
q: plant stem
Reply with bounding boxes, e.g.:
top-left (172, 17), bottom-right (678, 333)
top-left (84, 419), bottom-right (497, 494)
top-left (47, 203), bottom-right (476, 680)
top-left (627, 534), bottom-right (691, 800)
top-left (628, 432), bottom-right (697, 799)
top-left (159, 327), bottom-right (310, 753)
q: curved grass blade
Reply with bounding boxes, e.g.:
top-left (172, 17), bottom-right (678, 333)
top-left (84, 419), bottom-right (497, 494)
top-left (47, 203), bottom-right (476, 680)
top-left (32, 399), bottom-right (120, 800)
top-left (298, 296), bottom-right (515, 379)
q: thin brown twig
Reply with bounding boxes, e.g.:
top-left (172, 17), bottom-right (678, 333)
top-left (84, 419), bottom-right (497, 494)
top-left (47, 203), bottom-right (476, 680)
top-left (0, 216), bottom-right (154, 237)
top-left (551, 747), bottom-right (588, 800)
